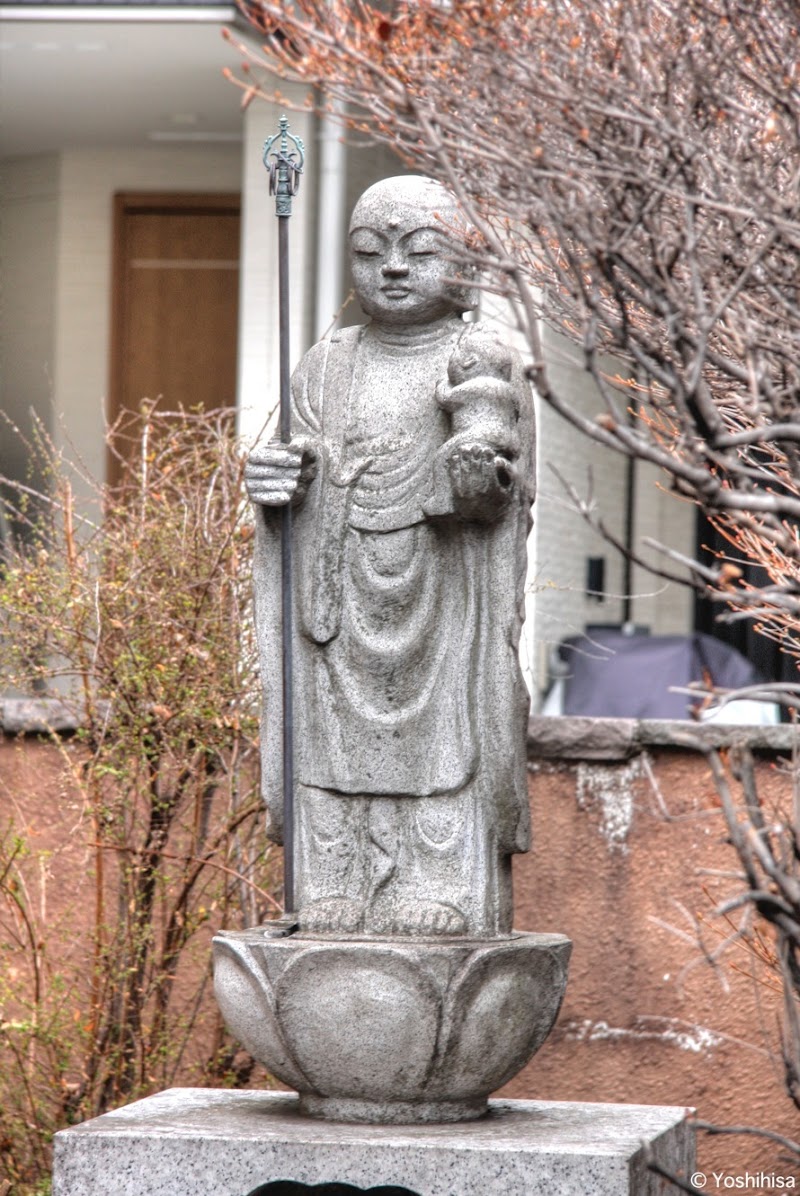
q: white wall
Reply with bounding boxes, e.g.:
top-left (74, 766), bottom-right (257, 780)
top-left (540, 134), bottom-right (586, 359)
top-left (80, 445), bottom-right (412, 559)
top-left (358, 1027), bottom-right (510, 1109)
top-left (530, 325), bottom-right (694, 703)
top-left (630, 460), bottom-right (695, 635)
top-left (0, 154), bottom-right (60, 492)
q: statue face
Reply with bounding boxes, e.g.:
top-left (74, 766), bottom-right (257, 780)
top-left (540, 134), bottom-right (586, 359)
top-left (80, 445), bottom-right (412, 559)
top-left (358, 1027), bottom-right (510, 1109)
top-left (349, 178), bottom-right (472, 327)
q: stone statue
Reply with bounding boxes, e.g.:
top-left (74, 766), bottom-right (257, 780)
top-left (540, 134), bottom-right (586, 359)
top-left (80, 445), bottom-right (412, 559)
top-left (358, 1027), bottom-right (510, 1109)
top-left (214, 176), bottom-right (569, 1125)
top-left (245, 176), bottom-right (535, 938)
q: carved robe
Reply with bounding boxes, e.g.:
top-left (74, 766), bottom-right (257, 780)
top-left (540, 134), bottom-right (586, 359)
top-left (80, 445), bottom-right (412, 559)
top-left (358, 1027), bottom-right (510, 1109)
top-left (253, 317), bottom-right (535, 930)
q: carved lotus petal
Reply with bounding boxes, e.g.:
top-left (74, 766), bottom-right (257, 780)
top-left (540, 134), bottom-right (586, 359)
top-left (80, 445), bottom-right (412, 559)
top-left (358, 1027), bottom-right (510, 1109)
top-left (213, 931), bottom-right (571, 1122)
top-left (436, 935), bottom-right (570, 1098)
top-left (275, 947), bottom-right (440, 1101)
top-left (213, 934), bottom-right (311, 1094)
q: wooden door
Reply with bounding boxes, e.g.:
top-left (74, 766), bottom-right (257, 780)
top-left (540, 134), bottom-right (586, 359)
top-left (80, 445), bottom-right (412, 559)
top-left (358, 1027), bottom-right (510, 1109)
top-left (109, 192), bottom-right (240, 483)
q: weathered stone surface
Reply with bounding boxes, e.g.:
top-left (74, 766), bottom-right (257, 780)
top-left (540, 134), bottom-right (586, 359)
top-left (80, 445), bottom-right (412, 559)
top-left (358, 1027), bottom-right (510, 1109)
top-left (213, 930), bottom-right (570, 1124)
top-left (216, 174), bottom-right (567, 1129)
top-left (636, 718), bottom-right (796, 753)
top-left (52, 1089), bottom-right (695, 1196)
top-left (1, 697), bottom-right (82, 735)
top-left (245, 176), bottom-right (535, 938)
top-left (528, 714), bottom-right (797, 761)
top-left (528, 715), bottom-right (639, 760)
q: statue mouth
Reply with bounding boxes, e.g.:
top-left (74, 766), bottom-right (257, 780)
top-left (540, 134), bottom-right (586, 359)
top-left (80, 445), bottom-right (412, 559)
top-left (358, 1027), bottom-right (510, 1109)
top-left (382, 286), bottom-right (411, 299)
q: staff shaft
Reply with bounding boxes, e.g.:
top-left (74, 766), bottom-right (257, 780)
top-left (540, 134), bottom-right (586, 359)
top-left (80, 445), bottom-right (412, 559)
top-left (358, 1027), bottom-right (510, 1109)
top-left (278, 213), bottom-right (295, 915)
top-left (264, 115), bottom-right (303, 918)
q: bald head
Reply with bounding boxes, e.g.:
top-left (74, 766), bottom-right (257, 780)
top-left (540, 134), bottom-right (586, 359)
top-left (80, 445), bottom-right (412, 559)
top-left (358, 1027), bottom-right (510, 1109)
top-left (349, 175), bottom-right (465, 236)
top-left (348, 176), bottom-right (476, 326)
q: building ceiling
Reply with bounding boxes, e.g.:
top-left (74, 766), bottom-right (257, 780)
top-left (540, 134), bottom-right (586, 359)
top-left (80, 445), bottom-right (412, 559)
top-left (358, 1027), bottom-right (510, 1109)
top-left (0, 9), bottom-right (256, 157)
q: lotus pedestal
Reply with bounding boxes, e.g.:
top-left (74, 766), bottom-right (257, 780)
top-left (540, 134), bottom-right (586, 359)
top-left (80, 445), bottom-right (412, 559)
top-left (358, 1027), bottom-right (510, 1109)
top-left (212, 927), bottom-right (571, 1124)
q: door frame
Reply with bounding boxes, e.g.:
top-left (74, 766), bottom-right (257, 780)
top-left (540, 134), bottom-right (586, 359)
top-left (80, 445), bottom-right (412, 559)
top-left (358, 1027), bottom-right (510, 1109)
top-left (107, 191), bottom-right (241, 482)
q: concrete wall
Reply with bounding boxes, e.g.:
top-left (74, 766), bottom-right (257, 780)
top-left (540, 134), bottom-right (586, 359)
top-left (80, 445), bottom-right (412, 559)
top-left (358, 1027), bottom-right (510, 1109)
top-left (509, 718), bottom-right (795, 1184)
top-left (0, 720), bottom-right (793, 1184)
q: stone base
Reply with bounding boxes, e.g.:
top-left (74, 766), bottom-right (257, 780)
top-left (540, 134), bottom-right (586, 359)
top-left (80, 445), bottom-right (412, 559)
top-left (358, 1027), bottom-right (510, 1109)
top-left (298, 1094), bottom-right (487, 1125)
top-left (52, 1089), bottom-right (695, 1196)
top-left (212, 929), bottom-right (571, 1123)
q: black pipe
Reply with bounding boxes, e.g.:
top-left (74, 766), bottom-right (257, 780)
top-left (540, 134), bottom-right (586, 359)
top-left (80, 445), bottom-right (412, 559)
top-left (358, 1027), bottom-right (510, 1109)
top-left (622, 416), bottom-right (636, 625)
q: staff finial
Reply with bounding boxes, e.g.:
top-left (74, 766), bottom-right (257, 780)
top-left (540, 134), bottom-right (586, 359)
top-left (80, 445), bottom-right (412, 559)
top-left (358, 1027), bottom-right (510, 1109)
top-left (263, 115), bottom-right (305, 217)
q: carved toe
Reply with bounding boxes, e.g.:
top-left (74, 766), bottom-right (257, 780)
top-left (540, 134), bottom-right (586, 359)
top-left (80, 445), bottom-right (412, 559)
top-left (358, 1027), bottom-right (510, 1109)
top-left (299, 897), bottom-right (365, 934)
top-left (367, 899), bottom-right (467, 937)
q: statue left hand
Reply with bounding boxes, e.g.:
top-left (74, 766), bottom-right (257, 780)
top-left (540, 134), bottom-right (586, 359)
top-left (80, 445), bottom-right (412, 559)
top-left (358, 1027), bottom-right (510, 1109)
top-left (447, 441), bottom-right (516, 521)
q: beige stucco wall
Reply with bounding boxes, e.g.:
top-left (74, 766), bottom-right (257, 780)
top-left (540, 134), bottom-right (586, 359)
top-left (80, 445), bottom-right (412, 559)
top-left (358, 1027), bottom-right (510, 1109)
top-left (1, 142), bottom-right (242, 503)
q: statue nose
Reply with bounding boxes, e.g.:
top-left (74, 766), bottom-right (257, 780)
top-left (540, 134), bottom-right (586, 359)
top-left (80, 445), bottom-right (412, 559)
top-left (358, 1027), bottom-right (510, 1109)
top-left (381, 258), bottom-right (409, 277)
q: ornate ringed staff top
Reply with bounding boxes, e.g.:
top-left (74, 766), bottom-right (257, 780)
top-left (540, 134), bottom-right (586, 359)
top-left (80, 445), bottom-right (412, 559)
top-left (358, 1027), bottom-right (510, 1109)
top-left (263, 114), bottom-right (305, 217)
top-left (263, 116), bottom-right (305, 915)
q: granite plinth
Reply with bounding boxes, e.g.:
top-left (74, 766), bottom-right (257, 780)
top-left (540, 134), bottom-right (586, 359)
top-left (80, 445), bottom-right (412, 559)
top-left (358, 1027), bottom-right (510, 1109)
top-left (52, 1088), bottom-right (695, 1196)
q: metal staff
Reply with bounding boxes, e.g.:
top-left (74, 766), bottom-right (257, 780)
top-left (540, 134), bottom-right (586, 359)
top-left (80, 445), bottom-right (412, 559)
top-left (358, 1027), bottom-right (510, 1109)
top-left (264, 116), bottom-right (304, 914)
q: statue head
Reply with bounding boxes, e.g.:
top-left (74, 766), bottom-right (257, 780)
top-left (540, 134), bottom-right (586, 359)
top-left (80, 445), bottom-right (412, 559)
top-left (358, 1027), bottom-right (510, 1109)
top-left (348, 176), bottom-right (477, 327)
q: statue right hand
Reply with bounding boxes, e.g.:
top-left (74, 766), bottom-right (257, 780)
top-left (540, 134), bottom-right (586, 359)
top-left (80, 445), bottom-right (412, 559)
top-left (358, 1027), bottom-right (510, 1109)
top-left (245, 438), bottom-right (318, 507)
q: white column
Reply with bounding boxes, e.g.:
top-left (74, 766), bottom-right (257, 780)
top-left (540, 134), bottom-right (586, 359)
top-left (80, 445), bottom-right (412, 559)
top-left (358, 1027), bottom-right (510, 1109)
top-left (314, 105), bottom-right (347, 340)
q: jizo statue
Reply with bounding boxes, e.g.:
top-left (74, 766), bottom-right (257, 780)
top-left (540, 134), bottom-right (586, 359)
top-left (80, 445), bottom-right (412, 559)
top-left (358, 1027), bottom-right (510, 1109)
top-left (216, 172), bottom-right (566, 1125)
top-left (246, 175), bottom-right (535, 938)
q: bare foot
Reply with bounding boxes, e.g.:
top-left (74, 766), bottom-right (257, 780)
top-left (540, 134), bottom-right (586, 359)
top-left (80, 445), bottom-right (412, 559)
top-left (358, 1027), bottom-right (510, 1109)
top-left (299, 897), bottom-right (364, 934)
top-left (368, 899), bottom-right (467, 936)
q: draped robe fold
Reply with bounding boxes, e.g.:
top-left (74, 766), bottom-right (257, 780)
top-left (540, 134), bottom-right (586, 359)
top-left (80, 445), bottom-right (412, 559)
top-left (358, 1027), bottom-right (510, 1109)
top-left (253, 319), bottom-right (535, 875)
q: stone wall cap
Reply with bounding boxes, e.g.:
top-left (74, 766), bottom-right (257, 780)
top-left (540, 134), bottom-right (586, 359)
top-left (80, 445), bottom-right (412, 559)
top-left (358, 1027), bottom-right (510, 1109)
top-left (528, 714), bottom-right (797, 760)
top-left (1, 697), bottom-right (84, 735)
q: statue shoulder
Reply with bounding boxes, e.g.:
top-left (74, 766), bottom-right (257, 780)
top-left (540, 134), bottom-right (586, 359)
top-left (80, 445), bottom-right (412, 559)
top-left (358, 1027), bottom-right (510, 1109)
top-left (294, 324), bottom-right (366, 385)
top-left (457, 321), bottom-right (526, 371)
top-left (331, 324), bottom-right (367, 345)
top-left (291, 325), bottom-right (367, 432)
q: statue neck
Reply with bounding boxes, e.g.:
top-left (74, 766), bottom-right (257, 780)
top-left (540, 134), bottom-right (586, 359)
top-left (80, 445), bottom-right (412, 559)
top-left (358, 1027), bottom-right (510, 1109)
top-left (368, 315), bottom-right (462, 346)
